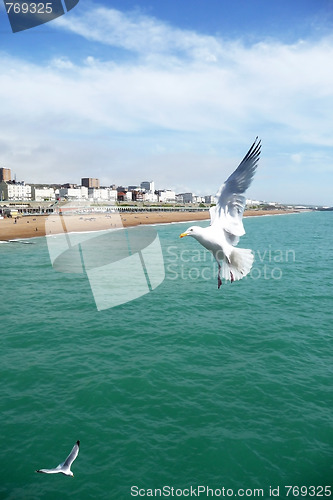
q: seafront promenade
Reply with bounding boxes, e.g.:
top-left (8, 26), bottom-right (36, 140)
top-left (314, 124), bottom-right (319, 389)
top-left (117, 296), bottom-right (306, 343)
top-left (0, 208), bottom-right (299, 241)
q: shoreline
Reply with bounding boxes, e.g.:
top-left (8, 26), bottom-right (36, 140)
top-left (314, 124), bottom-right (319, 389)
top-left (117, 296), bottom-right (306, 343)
top-left (0, 209), bottom-right (305, 241)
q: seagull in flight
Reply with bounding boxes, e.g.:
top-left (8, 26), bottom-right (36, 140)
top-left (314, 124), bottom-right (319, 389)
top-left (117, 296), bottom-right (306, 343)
top-left (36, 440), bottom-right (80, 477)
top-left (180, 138), bottom-right (261, 288)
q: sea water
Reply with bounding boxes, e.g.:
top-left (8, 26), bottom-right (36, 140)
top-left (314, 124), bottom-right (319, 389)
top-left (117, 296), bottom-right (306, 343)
top-left (0, 211), bottom-right (332, 499)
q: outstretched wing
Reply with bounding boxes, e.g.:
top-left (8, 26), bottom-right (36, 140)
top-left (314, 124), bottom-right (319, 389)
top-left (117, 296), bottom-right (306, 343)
top-left (36, 467), bottom-right (63, 474)
top-left (63, 440), bottom-right (80, 468)
top-left (211, 137), bottom-right (261, 244)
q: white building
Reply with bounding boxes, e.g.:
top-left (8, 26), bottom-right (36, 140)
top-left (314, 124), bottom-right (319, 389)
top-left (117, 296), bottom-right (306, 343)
top-left (204, 195), bottom-right (215, 204)
top-left (246, 199), bottom-right (262, 207)
top-left (0, 181), bottom-right (31, 201)
top-left (59, 186), bottom-right (88, 200)
top-left (158, 190), bottom-right (176, 202)
top-left (140, 181), bottom-right (156, 202)
top-left (193, 195), bottom-right (205, 204)
top-left (88, 188), bottom-right (117, 202)
top-left (144, 191), bottom-right (158, 203)
top-left (31, 186), bottom-right (56, 201)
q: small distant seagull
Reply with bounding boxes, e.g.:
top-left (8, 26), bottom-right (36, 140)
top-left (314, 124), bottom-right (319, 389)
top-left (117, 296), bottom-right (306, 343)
top-left (180, 138), bottom-right (261, 288)
top-left (36, 440), bottom-right (80, 477)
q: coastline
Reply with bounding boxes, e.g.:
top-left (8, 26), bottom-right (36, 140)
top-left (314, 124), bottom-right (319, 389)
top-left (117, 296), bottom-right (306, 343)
top-left (0, 209), bottom-right (302, 241)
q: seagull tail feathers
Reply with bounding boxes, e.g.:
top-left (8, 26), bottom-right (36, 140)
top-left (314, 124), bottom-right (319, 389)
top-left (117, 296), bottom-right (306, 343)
top-left (222, 247), bottom-right (254, 281)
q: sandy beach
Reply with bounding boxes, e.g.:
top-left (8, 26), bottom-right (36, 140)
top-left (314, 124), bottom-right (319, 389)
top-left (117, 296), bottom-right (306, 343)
top-left (0, 209), bottom-right (299, 241)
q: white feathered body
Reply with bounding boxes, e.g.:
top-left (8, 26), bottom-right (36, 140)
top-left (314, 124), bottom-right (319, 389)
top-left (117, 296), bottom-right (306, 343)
top-left (180, 138), bottom-right (260, 286)
top-left (187, 225), bottom-right (254, 282)
top-left (36, 440), bottom-right (80, 477)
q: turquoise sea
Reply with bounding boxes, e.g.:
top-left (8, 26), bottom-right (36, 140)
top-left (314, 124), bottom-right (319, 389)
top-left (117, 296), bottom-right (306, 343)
top-left (0, 211), bottom-right (332, 499)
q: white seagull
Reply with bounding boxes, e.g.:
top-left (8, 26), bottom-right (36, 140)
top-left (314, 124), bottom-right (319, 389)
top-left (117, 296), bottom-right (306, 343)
top-left (180, 138), bottom-right (261, 288)
top-left (36, 440), bottom-right (80, 477)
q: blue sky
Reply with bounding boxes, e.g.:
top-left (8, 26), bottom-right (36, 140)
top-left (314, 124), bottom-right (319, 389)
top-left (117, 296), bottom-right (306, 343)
top-left (1, 0), bottom-right (333, 205)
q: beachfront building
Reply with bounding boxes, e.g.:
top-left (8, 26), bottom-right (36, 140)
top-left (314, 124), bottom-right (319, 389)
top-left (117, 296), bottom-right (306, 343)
top-left (0, 180), bottom-right (31, 201)
top-left (143, 191), bottom-right (158, 202)
top-left (31, 186), bottom-right (56, 201)
top-left (204, 195), bottom-right (215, 204)
top-left (141, 181), bottom-right (155, 192)
top-left (178, 192), bottom-right (193, 204)
top-left (0, 167), bottom-right (11, 182)
top-left (140, 181), bottom-right (157, 202)
top-left (157, 190), bottom-right (176, 203)
top-left (246, 199), bottom-right (262, 208)
top-left (193, 195), bottom-right (205, 204)
top-left (59, 186), bottom-right (89, 200)
top-left (88, 187), bottom-right (117, 203)
top-left (123, 191), bottom-right (132, 202)
top-left (81, 177), bottom-right (100, 189)
top-left (131, 190), bottom-right (144, 202)
top-left (117, 190), bottom-right (132, 202)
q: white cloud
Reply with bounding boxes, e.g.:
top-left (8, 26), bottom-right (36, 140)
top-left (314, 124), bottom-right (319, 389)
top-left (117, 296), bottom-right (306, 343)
top-left (54, 6), bottom-right (225, 63)
top-left (0, 5), bottom-right (333, 204)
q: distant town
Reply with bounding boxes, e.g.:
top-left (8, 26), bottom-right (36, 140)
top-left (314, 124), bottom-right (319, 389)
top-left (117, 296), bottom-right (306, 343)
top-left (0, 167), bottom-right (215, 205)
top-left (0, 166), bottom-right (326, 217)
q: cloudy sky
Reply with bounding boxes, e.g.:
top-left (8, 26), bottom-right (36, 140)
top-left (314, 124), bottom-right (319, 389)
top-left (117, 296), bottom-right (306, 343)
top-left (1, 0), bottom-right (333, 205)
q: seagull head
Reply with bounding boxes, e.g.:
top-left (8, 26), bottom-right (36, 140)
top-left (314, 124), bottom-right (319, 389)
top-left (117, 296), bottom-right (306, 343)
top-left (179, 226), bottom-right (202, 239)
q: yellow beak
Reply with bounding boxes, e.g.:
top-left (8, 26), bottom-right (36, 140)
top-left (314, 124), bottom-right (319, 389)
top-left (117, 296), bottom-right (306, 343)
top-left (179, 232), bottom-right (188, 238)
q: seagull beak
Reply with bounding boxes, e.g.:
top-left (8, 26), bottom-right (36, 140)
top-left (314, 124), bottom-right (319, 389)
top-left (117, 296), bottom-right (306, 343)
top-left (179, 232), bottom-right (188, 238)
